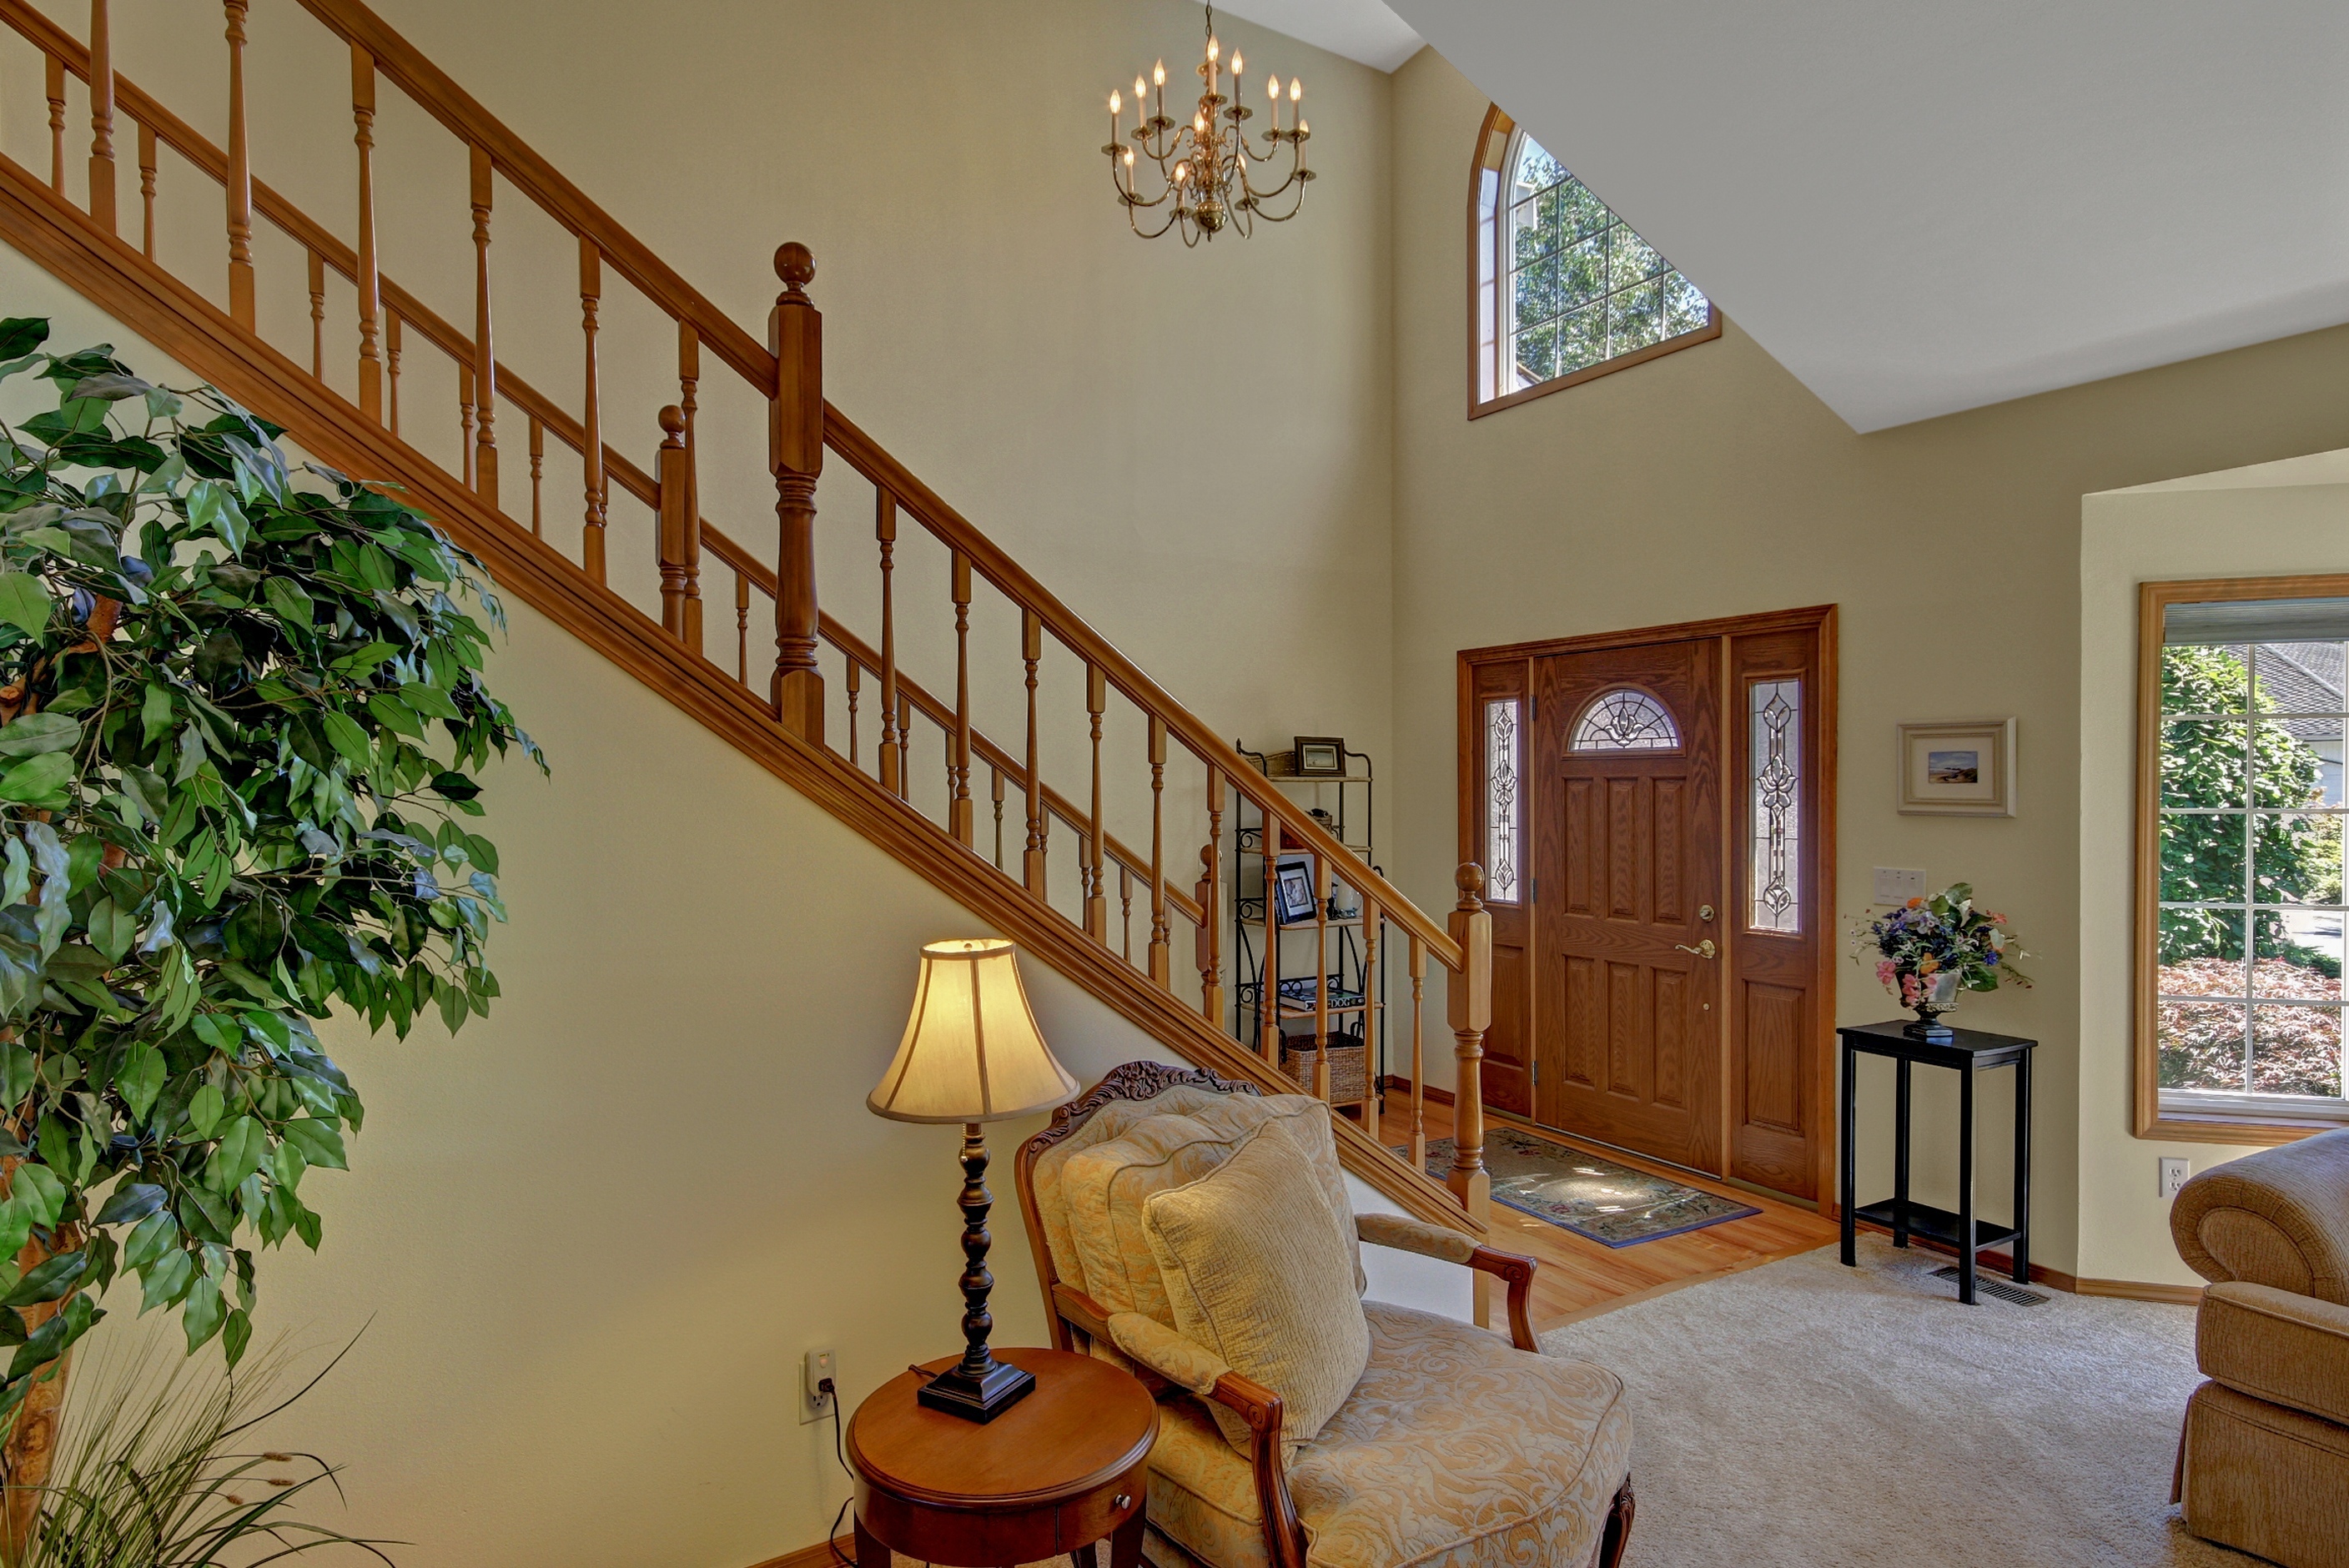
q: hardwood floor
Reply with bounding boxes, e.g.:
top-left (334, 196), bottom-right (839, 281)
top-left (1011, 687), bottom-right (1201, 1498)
top-left (1398, 1095), bottom-right (1839, 1330)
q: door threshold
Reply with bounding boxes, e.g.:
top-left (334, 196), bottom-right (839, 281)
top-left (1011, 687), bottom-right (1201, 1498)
top-left (1486, 1105), bottom-right (1818, 1211)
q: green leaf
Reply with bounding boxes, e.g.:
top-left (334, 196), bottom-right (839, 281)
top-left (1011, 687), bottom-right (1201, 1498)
top-left (94, 1179), bottom-right (165, 1228)
top-left (319, 711), bottom-right (372, 771)
top-left (209, 1116), bottom-right (266, 1191)
top-left (280, 1117), bottom-right (347, 1170)
top-left (139, 681), bottom-right (174, 744)
top-left (123, 1209), bottom-right (174, 1269)
top-left (184, 479), bottom-right (248, 555)
top-left (221, 1305), bottom-right (251, 1366)
top-left (138, 1245), bottom-right (190, 1314)
top-left (185, 1082), bottom-right (224, 1140)
top-left (269, 1138), bottom-right (306, 1193)
top-left (3, 1250), bottom-right (84, 1306)
top-left (88, 897), bottom-right (133, 964)
top-left (0, 319), bottom-right (49, 360)
top-left (0, 572), bottom-right (51, 639)
top-left (10, 1163), bottom-right (63, 1229)
top-left (262, 575), bottom-right (314, 628)
top-left (364, 692), bottom-right (423, 738)
top-left (189, 1012), bottom-right (239, 1053)
top-left (0, 1044), bottom-right (30, 1109)
top-left (114, 1042), bottom-right (163, 1120)
top-left (0, 751), bottom-right (73, 807)
top-left (0, 713), bottom-right (78, 758)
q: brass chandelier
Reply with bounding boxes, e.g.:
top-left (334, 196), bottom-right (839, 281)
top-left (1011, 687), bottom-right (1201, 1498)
top-left (1102, 7), bottom-right (1313, 244)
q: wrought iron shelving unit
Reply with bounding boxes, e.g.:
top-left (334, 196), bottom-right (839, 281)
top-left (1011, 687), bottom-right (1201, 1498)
top-left (1230, 744), bottom-right (1388, 1112)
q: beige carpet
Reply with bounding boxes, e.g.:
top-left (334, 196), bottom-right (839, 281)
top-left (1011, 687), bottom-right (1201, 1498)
top-left (1538, 1235), bottom-right (2256, 1568)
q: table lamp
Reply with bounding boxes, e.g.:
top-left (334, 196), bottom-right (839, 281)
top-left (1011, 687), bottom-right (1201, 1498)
top-left (868, 938), bottom-right (1079, 1422)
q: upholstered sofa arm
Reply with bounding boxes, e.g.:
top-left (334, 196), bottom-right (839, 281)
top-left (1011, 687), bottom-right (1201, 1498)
top-left (2171, 1130), bottom-right (2349, 1303)
top-left (2199, 1280), bottom-right (2349, 1425)
top-left (1106, 1311), bottom-right (1232, 1396)
top-left (1356, 1211), bottom-right (1477, 1262)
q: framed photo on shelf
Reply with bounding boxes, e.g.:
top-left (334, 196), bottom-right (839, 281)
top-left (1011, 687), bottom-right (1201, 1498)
top-left (1898, 718), bottom-right (2015, 816)
top-left (1293, 736), bottom-right (1346, 776)
top-left (1272, 857), bottom-right (1320, 924)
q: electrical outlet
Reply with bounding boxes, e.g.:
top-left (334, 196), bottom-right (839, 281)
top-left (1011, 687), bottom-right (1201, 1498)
top-left (2159, 1157), bottom-right (2192, 1199)
top-left (1873, 867), bottom-right (1926, 905)
top-left (801, 1348), bottom-right (837, 1425)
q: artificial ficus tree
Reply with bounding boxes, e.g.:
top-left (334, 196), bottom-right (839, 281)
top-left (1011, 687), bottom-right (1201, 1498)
top-left (0, 318), bottom-right (539, 1474)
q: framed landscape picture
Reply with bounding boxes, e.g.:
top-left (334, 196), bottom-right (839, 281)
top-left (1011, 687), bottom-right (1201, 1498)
top-left (1898, 719), bottom-right (2015, 816)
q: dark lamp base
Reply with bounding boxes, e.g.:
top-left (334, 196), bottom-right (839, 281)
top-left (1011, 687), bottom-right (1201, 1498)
top-left (1903, 1020), bottom-right (1955, 1042)
top-left (918, 1355), bottom-right (1036, 1423)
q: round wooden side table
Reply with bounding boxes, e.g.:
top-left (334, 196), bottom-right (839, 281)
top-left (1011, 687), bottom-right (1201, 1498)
top-left (847, 1346), bottom-right (1158, 1568)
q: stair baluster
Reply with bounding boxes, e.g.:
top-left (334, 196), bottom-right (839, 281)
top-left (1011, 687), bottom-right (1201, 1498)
top-left (1148, 716), bottom-right (1169, 986)
top-left (222, 0), bottom-right (252, 326)
top-left (136, 119), bottom-right (154, 258)
top-left (307, 249), bottom-right (325, 375)
top-left (351, 46), bottom-right (381, 420)
top-left (527, 417), bottom-right (544, 537)
top-left (876, 491), bottom-right (899, 793)
top-left (577, 239), bottom-right (604, 581)
top-left (45, 53), bottom-right (63, 193)
top-left (468, 144), bottom-right (497, 506)
top-left (949, 550), bottom-right (973, 844)
top-left (1084, 665), bottom-right (1106, 941)
top-left (85, 0), bottom-right (112, 233)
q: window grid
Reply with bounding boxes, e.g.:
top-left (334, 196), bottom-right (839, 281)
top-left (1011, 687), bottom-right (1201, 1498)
top-left (1502, 137), bottom-right (1708, 390)
top-left (1572, 689), bottom-right (1680, 752)
top-left (2155, 636), bottom-right (2349, 1104)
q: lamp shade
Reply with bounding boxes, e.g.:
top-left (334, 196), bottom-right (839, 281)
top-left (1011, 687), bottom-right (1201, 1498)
top-left (868, 939), bottom-right (1078, 1124)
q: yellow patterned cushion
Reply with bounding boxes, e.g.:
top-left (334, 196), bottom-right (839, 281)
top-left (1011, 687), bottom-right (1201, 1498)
top-left (1144, 1124), bottom-right (1371, 1455)
top-left (1047, 1088), bottom-right (1361, 1324)
top-left (1144, 1302), bottom-right (1633, 1568)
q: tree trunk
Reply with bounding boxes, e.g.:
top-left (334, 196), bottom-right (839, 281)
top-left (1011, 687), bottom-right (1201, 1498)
top-left (0, 1167), bottom-right (75, 1563)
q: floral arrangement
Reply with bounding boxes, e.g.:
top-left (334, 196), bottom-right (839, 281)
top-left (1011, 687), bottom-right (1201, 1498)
top-left (1855, 883), bottom-right (2030, 1013)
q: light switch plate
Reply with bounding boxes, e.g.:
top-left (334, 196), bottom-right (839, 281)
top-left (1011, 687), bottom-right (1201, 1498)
top-left (2159, 1157), bottom-right (2192, 1199)
top-left (1873, 867), bottom-right (1926, 905)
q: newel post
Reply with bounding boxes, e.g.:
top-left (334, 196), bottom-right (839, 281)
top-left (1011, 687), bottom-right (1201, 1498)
top-left (1446, 862), bottom-right (1494, 1325)
top-left (768, 242), bottom-right (825, 741)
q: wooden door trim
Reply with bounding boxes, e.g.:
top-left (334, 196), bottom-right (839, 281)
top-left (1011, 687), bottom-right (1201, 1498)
top-left (1456, 605), bottom-right (1838, 1207)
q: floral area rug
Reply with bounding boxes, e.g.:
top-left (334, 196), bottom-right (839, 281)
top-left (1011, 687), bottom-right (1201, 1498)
top-left (1411, 1125), bottom-right (1758, 1246)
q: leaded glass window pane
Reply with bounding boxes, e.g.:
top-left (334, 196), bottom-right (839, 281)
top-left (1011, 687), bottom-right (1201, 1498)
top-left (2155, 608), bottom-right (2349, 1113)
top-left (1484, 698), bottom-right (1521, 904)
top-left (1572, 689), bottom-right (1679, 752)
top-left (1505, 132), bottom-right (1707, 392)
top-left (1749, 679), bottom-right (1801, 933)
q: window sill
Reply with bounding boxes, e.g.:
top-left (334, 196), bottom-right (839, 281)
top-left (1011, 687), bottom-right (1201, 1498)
top-left (2138, 1091), bottom-right (2349, 1146)
top-left (1468, 311), bottom-right (1721, 420)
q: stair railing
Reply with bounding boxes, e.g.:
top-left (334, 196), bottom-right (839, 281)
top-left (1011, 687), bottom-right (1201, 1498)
top-left (0, 0), bottom-right (1495, 1235)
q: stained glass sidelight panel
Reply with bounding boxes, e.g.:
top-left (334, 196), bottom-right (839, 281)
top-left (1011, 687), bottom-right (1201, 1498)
top-left (1485, 698), bottom-right (1522, 903)
top-left (1748, 680), bottom-right (1801, 932)
top-left (1572, 689), bottom-right (1679, 751)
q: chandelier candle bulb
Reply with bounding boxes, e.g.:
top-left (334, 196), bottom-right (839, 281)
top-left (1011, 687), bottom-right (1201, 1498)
top-left (1103, 6), bottom-right (1315, 243)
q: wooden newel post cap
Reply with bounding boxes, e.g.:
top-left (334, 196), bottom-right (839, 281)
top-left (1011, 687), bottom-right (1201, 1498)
top-left (1455, 862), bottom-right (1486, 908)
top-left (775, 242), bottom-right (816, 293)
top-left (657, 405), bottom-right (685, 440)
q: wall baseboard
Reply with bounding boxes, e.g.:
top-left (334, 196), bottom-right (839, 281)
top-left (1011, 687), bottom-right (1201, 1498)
top-left (744, 1536), bottom-right (852, 1568)
top-left (2076, 1277), bottom-right (2204, 1305)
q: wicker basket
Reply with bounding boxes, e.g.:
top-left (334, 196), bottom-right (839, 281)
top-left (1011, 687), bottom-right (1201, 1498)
top-left (1280, 1039), bottom-right (1368, 1104)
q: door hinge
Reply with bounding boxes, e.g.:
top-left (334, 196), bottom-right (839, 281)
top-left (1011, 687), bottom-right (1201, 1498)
top-left (1531, 1060), bottom-right (1539, 1084)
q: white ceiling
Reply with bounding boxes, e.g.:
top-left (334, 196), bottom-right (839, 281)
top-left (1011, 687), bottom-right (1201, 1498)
top-left (1250, 0), bottom-right (2349, 433)
top-left (1205, 0), bottom-right (1424, 73)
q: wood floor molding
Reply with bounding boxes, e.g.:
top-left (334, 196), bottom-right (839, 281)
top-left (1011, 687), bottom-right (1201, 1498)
top-left (744, 1536), bottom-right (853, 1568)
top-left (0, 155), bottom-right (1486, 1237)
top-left (2077, 1277), bottom-right (2204, 1306)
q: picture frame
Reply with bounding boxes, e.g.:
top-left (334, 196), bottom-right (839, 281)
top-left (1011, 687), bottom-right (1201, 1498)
top-left (1897, 719), bottom-right (2015, 817)
top-left (1293, 736), bottom-right (1346, 776)
top-left (1272, 857), bottom-right (1320, 924)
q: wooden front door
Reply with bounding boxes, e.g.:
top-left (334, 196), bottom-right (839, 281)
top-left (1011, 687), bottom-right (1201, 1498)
top-left (1460, 608), bottom-right (1835, 1199)
top-left (1534, 640), bottom-right (1723, 1171)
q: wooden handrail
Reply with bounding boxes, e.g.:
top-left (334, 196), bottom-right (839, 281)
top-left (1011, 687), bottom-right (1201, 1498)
top-left (0, 0), bottom-right (1490, 1244)
top-left (822, 408), bottom-right (1463, 969)
top-left (289, 0), bottom-right (774, 395)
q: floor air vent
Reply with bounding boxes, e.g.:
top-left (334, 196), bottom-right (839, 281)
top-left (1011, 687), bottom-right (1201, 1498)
top-left (1930, 1266), bottom-right (2050, 1306)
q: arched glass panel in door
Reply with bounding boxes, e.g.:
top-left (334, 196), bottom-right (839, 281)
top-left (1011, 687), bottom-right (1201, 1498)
top-left (1572, 689), bottom-right (1680, 751)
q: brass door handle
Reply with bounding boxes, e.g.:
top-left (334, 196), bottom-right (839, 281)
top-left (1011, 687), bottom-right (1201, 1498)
top-left (1675, 940), bottom-right (1718, 959)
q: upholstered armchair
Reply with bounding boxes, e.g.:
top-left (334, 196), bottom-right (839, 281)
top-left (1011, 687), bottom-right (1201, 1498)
top-left (1013, 1063), bottom-right (1635, 1568)
top-left (2170, 1128), bottom-right (2349, 1568)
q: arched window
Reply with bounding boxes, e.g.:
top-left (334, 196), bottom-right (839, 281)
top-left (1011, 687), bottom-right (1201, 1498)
top-left (1572, 689), bottom-right (1681, 751)
top-left (1471, 107), bottom-right (1718, 416)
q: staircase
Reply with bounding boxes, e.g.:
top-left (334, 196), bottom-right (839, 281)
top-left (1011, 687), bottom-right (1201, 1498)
top-left (0, 0), bottom-right (1494, 1238)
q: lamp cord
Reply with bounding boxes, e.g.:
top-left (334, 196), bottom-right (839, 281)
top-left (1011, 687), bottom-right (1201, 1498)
top-left (822, 1380), bottom-right (858, 1568)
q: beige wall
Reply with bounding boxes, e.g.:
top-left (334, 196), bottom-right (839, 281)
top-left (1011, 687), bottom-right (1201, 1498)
top-left (0, 244), bottom-right (1466, 1567)
top-left (1386, 48), bottom-right (2349, 1279)
top-left (2078, 467), bottom-right (2349, 1284)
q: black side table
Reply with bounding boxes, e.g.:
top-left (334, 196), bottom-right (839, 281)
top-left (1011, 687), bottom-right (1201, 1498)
top-left (1838, 1020), bottom-right (2036, 1304)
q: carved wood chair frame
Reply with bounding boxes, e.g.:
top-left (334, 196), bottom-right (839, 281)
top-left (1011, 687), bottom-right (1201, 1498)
top-left (1012, 1062), bottom-right (1635, 1568)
